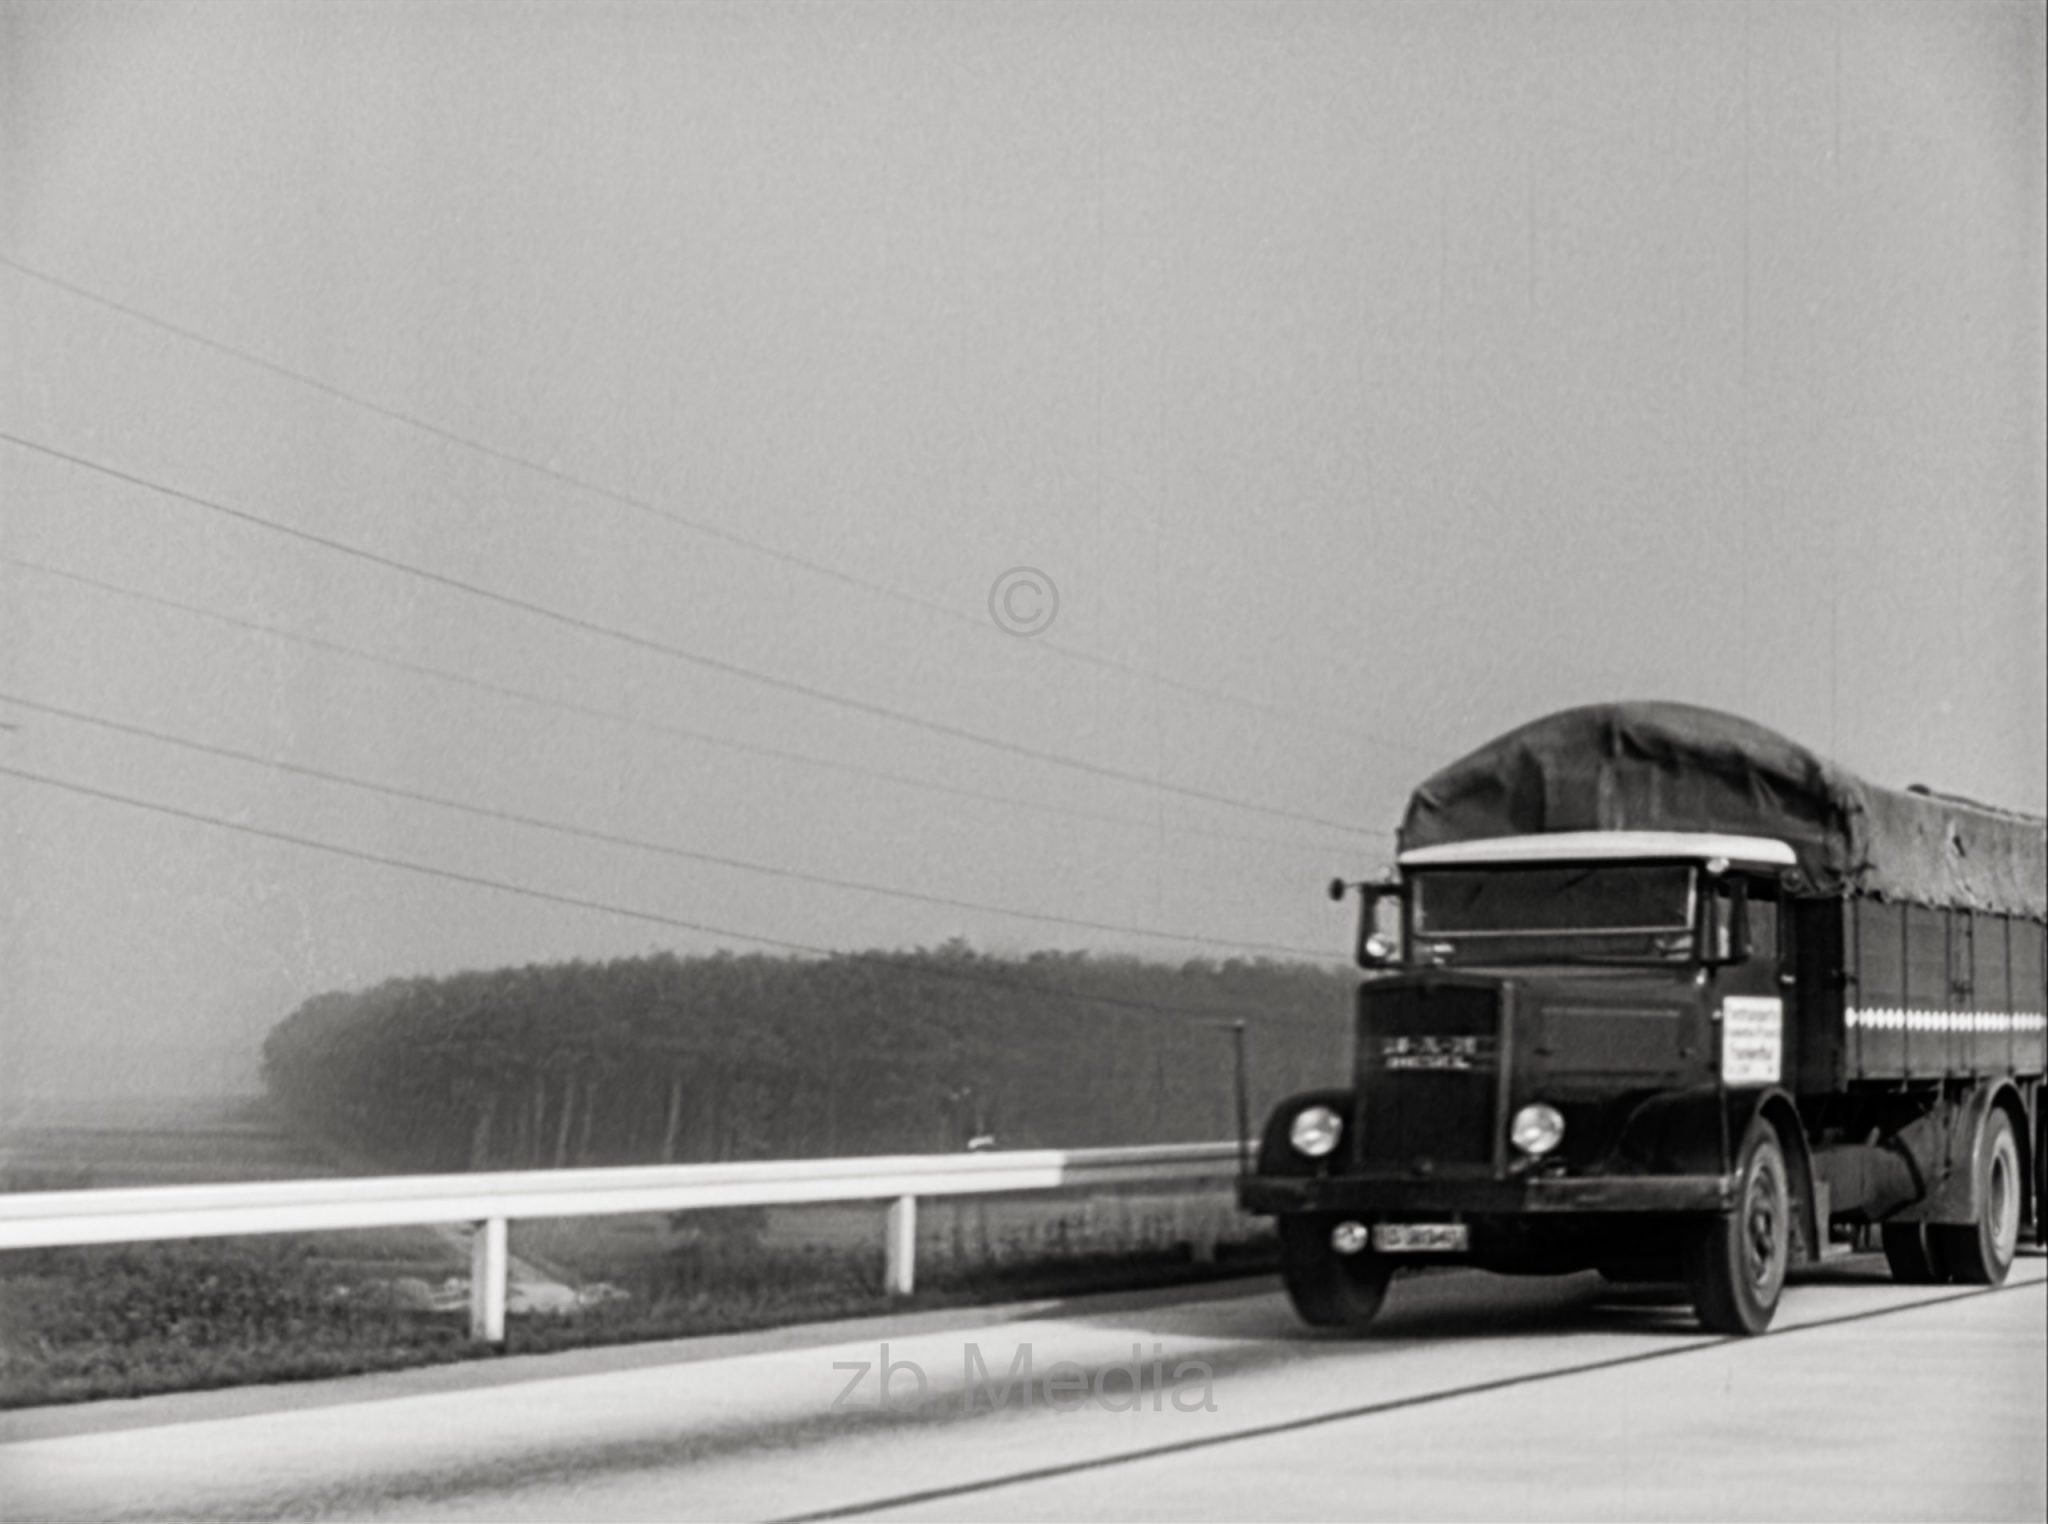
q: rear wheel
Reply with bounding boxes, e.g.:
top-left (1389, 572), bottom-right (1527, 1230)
top-left (1931, 1109), bottom-right (2021, 1286)
top-left (1685, 1118), bottom-right (1791, 1335)
top-left (2037, 1107), bottom-right (2047, 1245)
top-left (1279, 1216), bottom-right (1394, 1330)
top-left (2037, 1108), bottom-right (2046, 1243)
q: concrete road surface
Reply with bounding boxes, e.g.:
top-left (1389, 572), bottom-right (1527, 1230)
top-left (4, 1253), bottom-right (2042, 1522)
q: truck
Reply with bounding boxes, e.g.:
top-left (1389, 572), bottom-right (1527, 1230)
top-left (1240, 701), bottom-right (2046, 1334)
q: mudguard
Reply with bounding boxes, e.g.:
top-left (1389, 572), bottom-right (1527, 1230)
top-left (1613, 1085), bottom-right (1821, 1262)
top-left (1896, 1079), bottom-right (2028, 1228)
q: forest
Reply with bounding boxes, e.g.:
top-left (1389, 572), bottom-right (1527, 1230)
top-left (261, 943), bottom-right (1356, 1171)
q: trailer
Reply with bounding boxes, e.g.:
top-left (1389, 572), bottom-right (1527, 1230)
top-left (1240, 702), bottom-right (2045, 1334)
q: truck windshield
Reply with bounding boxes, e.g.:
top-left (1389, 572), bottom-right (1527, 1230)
top-left (1410, 863), bottom-right (1698, 964)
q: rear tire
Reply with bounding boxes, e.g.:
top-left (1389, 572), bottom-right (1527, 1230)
top-left (1279, 1216), bottom-right (1394, 1331)
top-left (1931, 1109), bottom-right (2021, 1286)
top-left (2036, 1107), bottom-right (2046, 1245)
top-left (1880, 1223), bottom-right (1948, 1285)
top-left (2036, 1106), bottom-right (2047, 1246)
top-left (1685, 1118), bottom-right (1791, 1336)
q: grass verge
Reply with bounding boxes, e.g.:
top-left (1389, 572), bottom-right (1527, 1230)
top-left (1, 1225), bottom-right (1276, 1409)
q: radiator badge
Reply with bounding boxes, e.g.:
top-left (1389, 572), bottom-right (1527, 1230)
top-left (1382, 1034), bottom-right (1495, 1072)
top-left (1720, 996), bottom-right (1783, 1085)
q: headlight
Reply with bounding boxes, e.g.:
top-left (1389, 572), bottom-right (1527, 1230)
top-left (1510, 1103), bottom-right (1565, 1156)
top-left (1289, 1104), bottom-right (1344, 1158)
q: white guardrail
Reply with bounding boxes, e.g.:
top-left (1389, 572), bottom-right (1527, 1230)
top-left (0, 1143), bottom-right (1244, 1342)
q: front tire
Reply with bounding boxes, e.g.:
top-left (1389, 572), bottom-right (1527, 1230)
top-left (1932, 1109), bottom-right (2021, 1286)
top-left (1685, 1118), bottom-right (1791, 1335)
top-left (1279, 1216), bottom-right (1394, 1330)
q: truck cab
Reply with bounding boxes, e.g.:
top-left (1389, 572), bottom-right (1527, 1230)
top-left (1382, 830), bottom-right (1795, 1127)
top-left (1244, 829), bottom-right (1808, 1334)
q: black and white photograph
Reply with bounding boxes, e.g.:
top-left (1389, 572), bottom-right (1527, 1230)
top-left (2, 2), bottom-right (2043, 1519)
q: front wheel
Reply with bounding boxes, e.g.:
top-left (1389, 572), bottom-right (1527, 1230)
top-left (1685, 1118), bottom-right (1792, 1335)
top-left (1932, 1109), bottom-right (2022, 1286)
top-left (1279, 1216), bottom-right (1394, 1331)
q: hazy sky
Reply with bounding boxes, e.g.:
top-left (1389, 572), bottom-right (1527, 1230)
top-left (3, 0), bottom-right (2043, 1101)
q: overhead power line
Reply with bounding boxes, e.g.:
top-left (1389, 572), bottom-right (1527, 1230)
top-left (0, 429), bottom-right (1379, 836)
top-left (0, 690), bottom-right (1343, 961)
top-left (0, 251), bottom-right (1435, 760)
top-left (0, 554), bottom-right (1374, 856)
top-left (0, 762), bottom-right (1349, 1025)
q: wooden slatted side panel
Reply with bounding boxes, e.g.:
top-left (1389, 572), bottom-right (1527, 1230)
top-left (1852, 899), bottom-right (1903, 1079)
top-left (2017, 919), bottom-right (2048, 1078)
top-left (1849, 897), bottom-right (2048, 1083)
top-left (1904, 904), bottom-right (1950, 1078)
top-left (1969, 913), bottom-right (2010, 1076)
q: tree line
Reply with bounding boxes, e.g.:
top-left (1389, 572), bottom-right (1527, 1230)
top-left (260, 943), bottom-right (1355, 1171)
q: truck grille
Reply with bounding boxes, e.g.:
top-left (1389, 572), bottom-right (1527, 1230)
top-left (1356, 980), bottom-right (1503, 1171)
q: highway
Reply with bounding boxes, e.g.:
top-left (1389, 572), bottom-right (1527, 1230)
top-left (4, 1252), bottom-right (2042, 1522)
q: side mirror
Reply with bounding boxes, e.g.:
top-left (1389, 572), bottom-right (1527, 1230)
top-left (1357, 881), bottom-right (1403, 968)
top-left (1708, 878), bottom-right (1752, 966)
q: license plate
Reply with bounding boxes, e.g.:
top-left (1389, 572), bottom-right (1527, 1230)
top-left (1373, 1222), bottom-right (1469, 1253)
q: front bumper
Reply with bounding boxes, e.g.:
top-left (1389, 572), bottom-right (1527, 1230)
top-left (1239, 1171), bottom-right (1736, 1216)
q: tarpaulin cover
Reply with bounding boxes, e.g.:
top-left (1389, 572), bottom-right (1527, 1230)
top-left (1399, 702), bottom-right (2046, 918)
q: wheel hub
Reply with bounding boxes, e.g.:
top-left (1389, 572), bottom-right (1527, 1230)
top-left (1989, 1138), bottom-right (2019, 1258)
top-left (1743, 1163), bottom-right (1786, 1290)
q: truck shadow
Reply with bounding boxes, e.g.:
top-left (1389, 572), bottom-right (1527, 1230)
top-left (1045, 1246), bottom-right (2009, 1346)
top-left (1049, 1267), bottom-right (1717, 1344)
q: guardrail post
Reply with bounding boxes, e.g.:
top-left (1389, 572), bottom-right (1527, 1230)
top-left (1190, 1197), bottom-right (1220, 1264)
top-left (471, 1216), bottom-right (508, 1344)
top-left (884, 1194), bottom-right (916, 1297)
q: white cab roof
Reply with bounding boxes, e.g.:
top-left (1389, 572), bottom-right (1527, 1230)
top-left (1398, 831), bottom-right (1797, 869)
